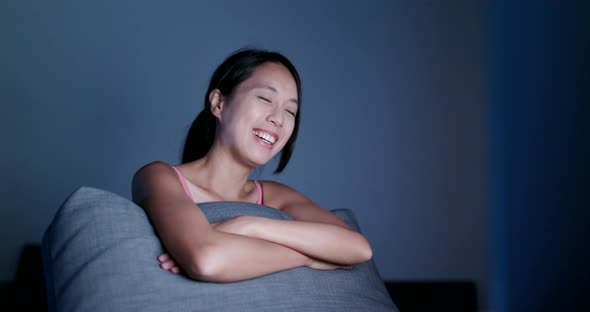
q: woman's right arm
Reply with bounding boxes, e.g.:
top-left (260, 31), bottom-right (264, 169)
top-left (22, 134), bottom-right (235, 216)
top-left (132, 161), bottom-right (312, 282)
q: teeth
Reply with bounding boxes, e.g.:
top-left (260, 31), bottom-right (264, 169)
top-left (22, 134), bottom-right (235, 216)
top-left (255, 131), bottom-right (276, 144)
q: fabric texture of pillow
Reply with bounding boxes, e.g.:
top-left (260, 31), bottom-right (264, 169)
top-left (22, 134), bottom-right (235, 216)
top-left (42, 186), bottom-right (397, 312)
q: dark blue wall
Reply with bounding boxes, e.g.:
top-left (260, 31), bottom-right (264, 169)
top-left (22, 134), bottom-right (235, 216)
top-left (1, 1), bottom-right (491, 309)
top-left (490, 1), bottom-right (589, 311)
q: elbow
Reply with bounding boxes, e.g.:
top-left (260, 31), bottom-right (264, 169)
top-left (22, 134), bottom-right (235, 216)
top-left (185, 245), bottom-right (226, 282)
top-left (360, 243), bottom-right (373, 263)
top-left (352, 234), bottom-right (373, 264)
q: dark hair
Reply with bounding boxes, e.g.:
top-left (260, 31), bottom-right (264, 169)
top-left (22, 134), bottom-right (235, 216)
top-left (182, 48), bottom-right (302, 174)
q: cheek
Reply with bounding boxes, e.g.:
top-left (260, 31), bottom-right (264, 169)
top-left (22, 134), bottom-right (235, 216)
top-left (283, 120), bottom-right (296, 142)
top-left (219, 119), bottom-right (245, 144)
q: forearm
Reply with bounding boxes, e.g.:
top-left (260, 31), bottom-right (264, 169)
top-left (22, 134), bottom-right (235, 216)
top-left (186, 230), bottom-right (310, 282)
top-left (244, 217), bottom-right (372, 265)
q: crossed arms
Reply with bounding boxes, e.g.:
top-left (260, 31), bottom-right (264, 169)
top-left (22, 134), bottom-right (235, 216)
top-left (132, 162), bottom-right (372, 282)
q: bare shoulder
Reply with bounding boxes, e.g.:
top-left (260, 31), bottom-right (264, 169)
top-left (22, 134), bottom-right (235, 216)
top-left (260, 180), bottom-right (351, 228)
top-left (131, 160), bottom-right (182, 206)
top-left (132, 161), bottom-right (174, 189)
top-left (259, 180), bottom-right (311, 210)
top-left (134, 160), bottom-right (173, 177)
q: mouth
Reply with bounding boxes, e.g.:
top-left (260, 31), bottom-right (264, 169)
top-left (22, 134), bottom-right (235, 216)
top-left (253, 129), bottom-right (278, 147)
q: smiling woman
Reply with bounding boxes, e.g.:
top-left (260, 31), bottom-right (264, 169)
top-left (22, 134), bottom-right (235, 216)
top-left (131, 49), bottom-right (373, 282)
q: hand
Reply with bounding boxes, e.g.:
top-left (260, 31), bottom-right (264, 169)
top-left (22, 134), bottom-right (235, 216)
top-left (158, 253), bottom-right (181, 274)
top-left (305, 257), bottom-right (353, 271)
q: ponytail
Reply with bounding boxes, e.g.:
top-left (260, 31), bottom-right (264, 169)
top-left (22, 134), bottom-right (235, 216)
top-left (182, 108), bottom-right (216, 164)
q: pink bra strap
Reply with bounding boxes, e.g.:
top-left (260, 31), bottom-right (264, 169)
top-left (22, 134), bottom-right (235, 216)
top-left (254, 180), bottom-right (263, 205)
top-left (171, 166), bottom-right (194, 202)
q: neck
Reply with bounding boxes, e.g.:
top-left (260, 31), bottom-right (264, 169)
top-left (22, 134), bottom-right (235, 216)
top-left (184, 141), bottom-right (255, 200)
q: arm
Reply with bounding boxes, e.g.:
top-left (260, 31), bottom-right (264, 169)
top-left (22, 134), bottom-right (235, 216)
top-left (132, 161), bottom-right (315, 282)
top-left (225, 182), bottom-right (373, 265)
top-left (231, 215), bottom-right (372, 265)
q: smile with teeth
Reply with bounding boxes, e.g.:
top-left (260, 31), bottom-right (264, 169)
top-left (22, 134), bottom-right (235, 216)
top-left (253, 130), bottom-right (277, 145)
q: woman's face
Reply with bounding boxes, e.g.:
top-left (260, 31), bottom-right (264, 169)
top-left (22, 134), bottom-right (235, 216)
top-left (215, 62), bottom-right (299, 168)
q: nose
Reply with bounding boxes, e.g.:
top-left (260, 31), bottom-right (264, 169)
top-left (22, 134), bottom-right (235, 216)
top-left (267, 108), bottom-right (284, 127)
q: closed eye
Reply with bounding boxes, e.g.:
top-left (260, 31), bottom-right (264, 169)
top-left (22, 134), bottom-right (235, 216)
top-left (257, 96), bottom-right (271, 103)
top-left (286, 110), bottom-right (296, 117)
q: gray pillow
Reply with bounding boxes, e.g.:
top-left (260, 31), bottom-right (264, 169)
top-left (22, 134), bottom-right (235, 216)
top-left (42, 187), bottom-right (397, 312)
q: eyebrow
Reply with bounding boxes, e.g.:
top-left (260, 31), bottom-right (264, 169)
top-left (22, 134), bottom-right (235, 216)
top-left (253, 85), bottom-right (298, 105)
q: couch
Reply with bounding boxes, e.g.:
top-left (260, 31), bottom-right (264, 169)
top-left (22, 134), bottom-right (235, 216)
top-left (41, 187), bottom-right (398, 311)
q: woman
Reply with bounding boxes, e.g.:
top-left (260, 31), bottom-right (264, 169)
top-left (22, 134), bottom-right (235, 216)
top-left (132, 49), bottom-right (372, 282)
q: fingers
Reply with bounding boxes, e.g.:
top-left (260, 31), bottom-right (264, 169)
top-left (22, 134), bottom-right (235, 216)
top-left (160, 259), bottom-right (173, 269)
top-left (158, 253), bottom-right (180, 274)
top-left (159, 260), bottom-right (181, 274)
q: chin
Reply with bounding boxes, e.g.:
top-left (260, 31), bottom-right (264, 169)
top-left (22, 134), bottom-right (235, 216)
top-left (248, 152), bottom-right (278, 168)
top-left (243, 154), bottom-right (268, 167)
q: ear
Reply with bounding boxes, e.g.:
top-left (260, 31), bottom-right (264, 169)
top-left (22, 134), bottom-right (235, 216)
top-left (209, 89), bottom-right (225, 120)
